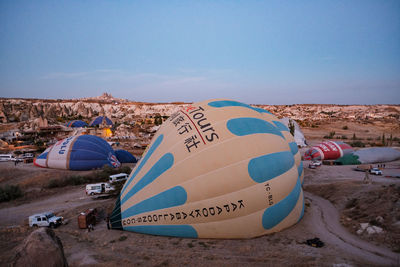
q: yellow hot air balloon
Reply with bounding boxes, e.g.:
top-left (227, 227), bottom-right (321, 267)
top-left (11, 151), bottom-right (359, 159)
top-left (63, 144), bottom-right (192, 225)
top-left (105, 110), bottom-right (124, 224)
top-left (110, 99), bottom-right (304, 238)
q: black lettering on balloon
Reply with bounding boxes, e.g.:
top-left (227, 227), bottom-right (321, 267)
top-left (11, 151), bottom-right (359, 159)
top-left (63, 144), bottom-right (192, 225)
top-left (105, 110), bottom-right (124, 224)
top-left (232, 202), bottom-right (237, 211)
top-left (202, 208), bottom-right (209, 217)
top-left (193, 112), bottom-right (204, 120)
top-left (195, 209), bottom-right (201, 217)
top-left (238, 200), bottom-right (244, 208)
top-left (217, 206), bottom-right (223, 214)
top-left (206, 132), bottom-right (219, 142)
top-left (197, 118), bottom-right (210, 129)
top-left (189, 106), bottom-right (204, 114)
top-left (209, 207), bottom-right (215, 216)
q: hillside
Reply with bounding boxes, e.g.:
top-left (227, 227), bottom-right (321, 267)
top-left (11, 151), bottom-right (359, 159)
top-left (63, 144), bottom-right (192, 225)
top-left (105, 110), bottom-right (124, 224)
top-left (1, 95), bottom-right (399, 125)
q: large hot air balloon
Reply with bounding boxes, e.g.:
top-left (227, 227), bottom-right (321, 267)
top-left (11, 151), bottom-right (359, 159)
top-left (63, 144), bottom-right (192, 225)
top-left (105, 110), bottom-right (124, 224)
top-left (64, 120), bottom-right (88, 128)
top-left (115, 149), bottom-right (137, 163)
top-left (34, 135), bottom-right (120, 170)
top-left (303, 141), bottom-right (353, 161)
top-left (110, 99), bottom-right (304, 239)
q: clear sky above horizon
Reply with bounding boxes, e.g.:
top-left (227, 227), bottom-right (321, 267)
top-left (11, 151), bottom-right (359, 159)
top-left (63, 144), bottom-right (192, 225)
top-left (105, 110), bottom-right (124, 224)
top-left (0, 0), bottom-right (399, 104)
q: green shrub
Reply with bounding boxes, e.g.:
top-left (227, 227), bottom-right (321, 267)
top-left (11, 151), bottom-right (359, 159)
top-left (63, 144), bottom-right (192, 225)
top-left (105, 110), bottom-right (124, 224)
top-left (345, 198), bottom-right (358, 209)
top-left (47, 179), bottom-right (63, 188)
top-left (341, 135), bottom-right (348, 139)
top-left (324, 131), bottom-right (335, 139)
top-left (69, 175), bottom-right (86, 185)
top-left (119, 235), bottom-right (128, 241)
top-left (342, 125), bottom-right (348, 130)
top-left (101, 165), bottom-right (115, 176)
top-left (0, 185), bottom-right (23, 202)
top-left (350, 141), bottom-right (366, 147)
top-left (45, 166), bottom-right (132, 189)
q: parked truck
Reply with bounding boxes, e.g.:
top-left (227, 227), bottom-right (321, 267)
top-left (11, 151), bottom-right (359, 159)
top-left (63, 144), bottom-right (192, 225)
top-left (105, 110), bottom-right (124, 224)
top-left (29, 212), bottom-right (63, 228)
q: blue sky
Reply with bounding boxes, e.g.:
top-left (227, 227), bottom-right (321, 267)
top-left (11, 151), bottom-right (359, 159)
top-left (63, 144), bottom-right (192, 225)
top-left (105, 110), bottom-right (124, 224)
top-left (0, 0), bottom-right (399, 104)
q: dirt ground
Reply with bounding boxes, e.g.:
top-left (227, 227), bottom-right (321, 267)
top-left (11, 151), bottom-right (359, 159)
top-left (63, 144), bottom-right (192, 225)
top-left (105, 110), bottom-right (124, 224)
top-left (301, 120), bottom-right (400, 142)
top-left (1, 150), bottom-right (400, 265)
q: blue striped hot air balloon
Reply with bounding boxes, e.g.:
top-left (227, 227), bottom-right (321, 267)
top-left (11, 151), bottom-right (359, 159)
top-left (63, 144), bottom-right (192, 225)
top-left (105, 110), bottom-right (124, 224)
top-left (64, 120), bottom-right (88, 128)
top-left (89, 116), bottom-right (113, 127)
top-left (34, 135), bottom-right (120, 170)
top-left (110, 99), bottom-right (304, 239)
top-left (115, 149), bottom-right (137, 163)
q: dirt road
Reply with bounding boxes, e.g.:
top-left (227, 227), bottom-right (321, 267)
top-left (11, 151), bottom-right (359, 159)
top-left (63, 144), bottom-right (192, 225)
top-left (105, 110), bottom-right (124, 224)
top-left (0, 186), bottom-right (107, 226)
top-left (305, 192), bottom-right (400, 266)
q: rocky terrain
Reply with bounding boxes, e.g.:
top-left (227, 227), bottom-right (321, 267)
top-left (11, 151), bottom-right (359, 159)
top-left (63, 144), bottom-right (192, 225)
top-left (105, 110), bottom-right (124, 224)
top-left (0, 94), bottom-right (185, 127)
top-left (1, 94), bottom-right (399, 130)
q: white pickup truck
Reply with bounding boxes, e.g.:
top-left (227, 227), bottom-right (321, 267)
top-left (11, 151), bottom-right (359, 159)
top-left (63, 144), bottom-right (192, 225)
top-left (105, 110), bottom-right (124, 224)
top-left (29, 212), bottom-right (63, 228)
top-left (369, 168), bottom-right (382, 175)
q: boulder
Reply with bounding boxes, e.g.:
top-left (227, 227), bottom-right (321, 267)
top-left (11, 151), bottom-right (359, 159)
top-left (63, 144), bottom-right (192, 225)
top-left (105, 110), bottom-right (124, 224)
top-left (12, 227), bottom-right (68, 267)
top-left (366, 225), bottom-right (383, 234)
top-left (360, 223), bottom-right (369, 230)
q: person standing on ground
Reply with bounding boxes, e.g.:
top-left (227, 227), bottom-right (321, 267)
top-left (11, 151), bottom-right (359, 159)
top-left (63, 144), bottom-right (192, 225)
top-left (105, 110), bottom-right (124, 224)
top-left (106, 215), bottom-right (110, 230)
top-left (363, 170), bottom-right (371, 184)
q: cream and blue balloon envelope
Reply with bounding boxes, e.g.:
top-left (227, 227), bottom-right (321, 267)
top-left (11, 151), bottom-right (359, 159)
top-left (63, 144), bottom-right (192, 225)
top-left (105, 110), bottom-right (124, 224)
top-left (111, 99), bottom-right (304, 238)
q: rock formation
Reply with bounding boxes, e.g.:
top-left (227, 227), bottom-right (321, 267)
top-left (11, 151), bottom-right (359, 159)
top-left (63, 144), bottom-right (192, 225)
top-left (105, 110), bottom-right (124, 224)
top-left (12, 227), bottom-right (68, 267)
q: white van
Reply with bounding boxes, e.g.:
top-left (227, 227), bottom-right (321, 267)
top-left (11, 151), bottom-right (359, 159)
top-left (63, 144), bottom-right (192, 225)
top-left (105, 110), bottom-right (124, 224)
top-left (22, 153), bottom-right (34, 159)
top-left (109, 173), bottom-right (129, 184)
top-left (85, 183), bottom-right (115, 195)
top-left (0, 154), bottom-right (16, 162)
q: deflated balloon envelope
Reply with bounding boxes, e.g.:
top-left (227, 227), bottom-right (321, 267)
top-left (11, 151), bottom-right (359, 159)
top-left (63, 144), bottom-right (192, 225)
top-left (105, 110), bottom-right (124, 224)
top-left (304, 141), bottom-right (353, 161)
top-left (111, 99), bottom-right (304, 238)
top-left (64, 120), bottom-right (88, 128)
top-left (34, 134), bottom-right (120, 170)
top-left (115, 149), bottom-right (137, 163)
